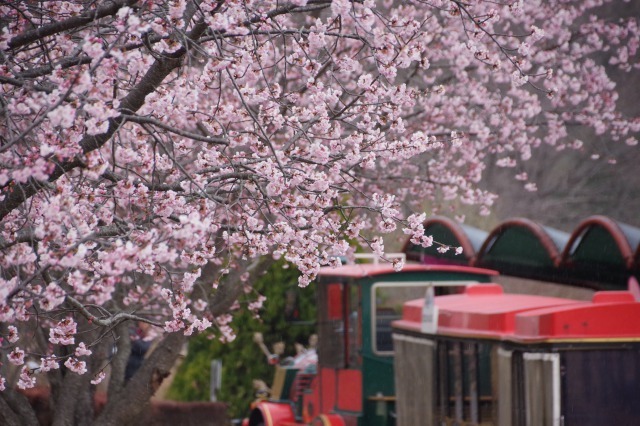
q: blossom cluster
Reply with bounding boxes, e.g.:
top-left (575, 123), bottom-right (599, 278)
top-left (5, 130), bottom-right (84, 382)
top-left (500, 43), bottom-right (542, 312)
top-left (0, 0), bottom-right (637, 385)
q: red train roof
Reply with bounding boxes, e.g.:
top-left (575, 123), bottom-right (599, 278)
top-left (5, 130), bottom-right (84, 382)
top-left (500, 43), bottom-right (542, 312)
top-left (318, 263), bottom-right (498, 278)
top-left (394, 284), bottom-right (577, 339)
top-left (514, 291), bottom-right (640, 342)
top-left (393, 284), bottom-right (640, 342)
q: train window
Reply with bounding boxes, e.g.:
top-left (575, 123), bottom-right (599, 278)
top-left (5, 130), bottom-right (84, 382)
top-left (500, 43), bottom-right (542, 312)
top-left (436, 341), bottom-right (496, 425)
top-left (497, 349), bottom-right (527, 426)
top-left (393, 334), bottom-right (436, 424)
top-left (347, 284), bottom-right (362, 368)
top-left (318, 283), bottom-right (345, 368)
top-left (496, 348), bottom-right (514, 426)
top-left (522, 353), bottom-right (560, 425)
top-left (317, 282), bottom-right (362, 369)
top-left (371, 283), bottom-right (433, 355)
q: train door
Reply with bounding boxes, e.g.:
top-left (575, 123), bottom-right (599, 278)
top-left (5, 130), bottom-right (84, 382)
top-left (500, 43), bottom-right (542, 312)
top-left (311, 280), bottom-right (363, 425)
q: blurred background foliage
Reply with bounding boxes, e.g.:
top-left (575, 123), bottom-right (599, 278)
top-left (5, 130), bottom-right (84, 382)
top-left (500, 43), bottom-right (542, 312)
top-left (167, 261), bottom-right (317, 418)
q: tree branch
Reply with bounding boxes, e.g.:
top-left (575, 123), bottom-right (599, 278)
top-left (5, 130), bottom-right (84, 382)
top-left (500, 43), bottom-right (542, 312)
top-left (122, 114), bottom-right (229, 145)
top-left (0, 21), bottom-right (209, 221)
top-left (6, 0), bottom-right (139, 51)
top-left (66, 296), bottom-right (164, 328)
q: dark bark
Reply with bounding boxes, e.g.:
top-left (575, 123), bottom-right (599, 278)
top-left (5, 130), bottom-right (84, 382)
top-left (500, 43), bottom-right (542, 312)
top-left (94, 331), bottom-right (187, 426)
top-left (0, 389), bottom-right (40, 426)
top-left (0, 394), bottom-right (22, 426)
top-left (52, 322), bottom-right (96, 426)
top-left (74, 380), bottom-right (95, 426)
top-left (107, 321), bottom-right (132, 397)
top-left (94, 258), bottom-right (271, 426)
top-left (51, 371), bottom-right (86, 426)
top-left (7, 0), bottom-right (139, 50)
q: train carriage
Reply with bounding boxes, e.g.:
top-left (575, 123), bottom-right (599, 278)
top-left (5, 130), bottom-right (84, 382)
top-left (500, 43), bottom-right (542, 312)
top-left (242, 214), bottom-right (640, 426)
top-left (244, 262), bottom-right (497, 426)
top-left (392, 283), bottom-right (640, 426)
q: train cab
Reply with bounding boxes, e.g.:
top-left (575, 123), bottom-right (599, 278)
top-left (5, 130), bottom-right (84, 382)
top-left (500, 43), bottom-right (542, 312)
top-left (392, 284), bottom-right (640, 426)
top-left (245, 261), bottom-right (497, 426)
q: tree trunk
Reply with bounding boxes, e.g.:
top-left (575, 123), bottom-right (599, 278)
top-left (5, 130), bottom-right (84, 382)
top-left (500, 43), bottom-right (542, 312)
top-left (93, 331), bottom-right (187, 426)
top-left (52, 372), bottom-right (88, 426)
top-left (0, 389), bottom-right (40, 426)
top-left (106, 321), bottom-right (132, 397)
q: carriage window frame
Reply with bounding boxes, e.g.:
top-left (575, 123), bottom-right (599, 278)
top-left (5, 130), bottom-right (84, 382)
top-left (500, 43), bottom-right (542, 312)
top-left (317, 280), bottom-right (362, 369)
top-left (317, 282), bottom-right (346, 369)
top-left (522, 352), bottom-right (561, 425)
top-left (435, 339), bottom-right (497, 425)
top-left (370, 280), bottom-right (479, 356)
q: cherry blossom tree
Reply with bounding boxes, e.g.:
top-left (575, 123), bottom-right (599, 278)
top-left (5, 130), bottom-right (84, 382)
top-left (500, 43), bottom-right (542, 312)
top-left (0, 0), bottom-right (637, 424)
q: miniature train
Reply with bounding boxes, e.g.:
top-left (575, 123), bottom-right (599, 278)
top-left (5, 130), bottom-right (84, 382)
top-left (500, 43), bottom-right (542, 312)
top-left (241, 214), bottom-right (640, 425)
top-left (244, 261), bottom-right (498, 426)
top-left (243, 258), bottom-right (640, 426)
top-left (392, 283), bottom-right (640, 426)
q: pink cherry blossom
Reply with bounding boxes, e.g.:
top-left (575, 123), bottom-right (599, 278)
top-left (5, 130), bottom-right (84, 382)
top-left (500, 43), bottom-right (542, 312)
top-left (8, 347), bottom-right (25, 366)
top-left (91, 371), bottom-right (106, 385)
top-left (7, 326), bottom-right (18, 343)
top-left (17, 367), bottom-right (36, 390)
top-left (437, 246), bottom-right (450, 254)
top-left (40, 283), bottom-right (66, 311)
top-left (40, 357), bottom-right (60, 373)
top-left (0, 2), bottom-right (637, 420)
top-left (64, 357), bottom-right (88, 375)
top-left (75, 342), bottom-right (92, 357)
top-left (392, 258), bottom-right (405, 272)
top-left (49, 318), bottom-right (77, 346)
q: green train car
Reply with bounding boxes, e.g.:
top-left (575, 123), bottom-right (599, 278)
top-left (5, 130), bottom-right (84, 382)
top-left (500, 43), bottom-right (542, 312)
top-left (244, 262), bottom-right (497, 426)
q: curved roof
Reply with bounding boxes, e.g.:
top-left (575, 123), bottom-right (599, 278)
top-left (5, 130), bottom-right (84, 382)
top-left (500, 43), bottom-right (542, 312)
top-left (559, 216), bottom-right (640, 289)
top-left (475, 218), bottom-right (570, 282)
top-left (401, 215), bottom-right (640, 290)
top-left (402, 216), bottom-right (487, 265)
top-left (562, 216), bottom-right (637, 268)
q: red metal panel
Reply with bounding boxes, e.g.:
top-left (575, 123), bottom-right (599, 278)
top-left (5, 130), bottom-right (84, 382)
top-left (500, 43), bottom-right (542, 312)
top-left (253, 401), bottom-right (296, 426)
top-left (319, 368), bottom-right (337, 414)
top-left (396, 284), bottom-right (640, 341)
top-left (312, 413), bottom-right (346, 426)
top-left (393, 284), bottom-right (578, 338)
top-left (336, 369), bottom-right (362, 412)
top-left (515, 294), bottom-right (640, 340)
top-left (592, 291), bottom-right (636, 304)
top-left (438, 296), bottom-right (578, 336)
top-left (327, 284), bottom-right (343, 320)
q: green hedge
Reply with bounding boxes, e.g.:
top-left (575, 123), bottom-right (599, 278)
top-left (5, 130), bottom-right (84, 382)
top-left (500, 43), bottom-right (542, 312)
top-left (167, 262), bottom-right (317, 418)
